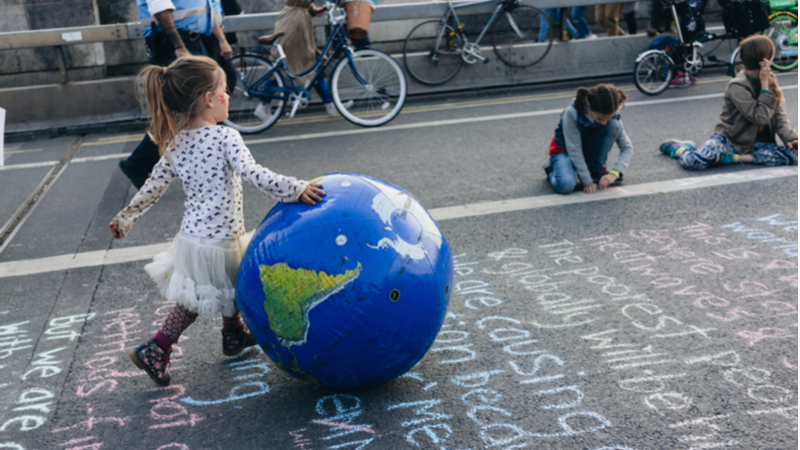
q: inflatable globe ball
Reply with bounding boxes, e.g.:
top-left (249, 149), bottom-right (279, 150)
top-left (235, 173), bottom-right (453, 388)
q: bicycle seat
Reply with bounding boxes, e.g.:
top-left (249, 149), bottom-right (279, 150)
top-left (258, 31), bottom-right (286, 45)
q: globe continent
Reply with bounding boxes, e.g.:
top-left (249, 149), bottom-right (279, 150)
top-left (236, 173), bottom-right (453, 388)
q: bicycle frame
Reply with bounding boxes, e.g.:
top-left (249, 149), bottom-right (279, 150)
top-left (239, 6), bottom-right (368, 106)
top-left (443, 0), bottom-right (507, 47)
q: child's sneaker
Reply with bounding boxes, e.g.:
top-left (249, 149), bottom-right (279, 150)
top-left (713, 152), bottom-right (737, 165)
top-left (659, 140), bottom-right (696, 158)
top-left (669, 76), bottom-right (692, 88)
top-left (222, 325), bottom-right (258, 356)
top-left (130, 339), bottom-right (172, 386)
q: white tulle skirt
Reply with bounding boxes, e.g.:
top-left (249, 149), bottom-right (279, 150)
top-left (144, 232), bottom-right (251, 317)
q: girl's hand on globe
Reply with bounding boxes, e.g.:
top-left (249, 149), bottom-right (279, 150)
top-left (300, 183), bottom-right (326, 205)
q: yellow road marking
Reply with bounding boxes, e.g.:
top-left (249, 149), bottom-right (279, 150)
top-left (4, 148), bottom-right (43, 155)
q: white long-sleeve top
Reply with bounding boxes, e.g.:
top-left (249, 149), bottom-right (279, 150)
top-left (112, 126), bottom-right (308, 238)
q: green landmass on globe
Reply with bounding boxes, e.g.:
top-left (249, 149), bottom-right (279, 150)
top-left (259, 262), bottom-right (362, 347)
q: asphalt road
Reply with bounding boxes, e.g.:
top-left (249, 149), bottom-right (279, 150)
top-left (0, 70), bottom-right (797, 450)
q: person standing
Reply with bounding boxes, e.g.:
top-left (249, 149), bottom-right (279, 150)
top-left (538, 9), bottom-right (577, 42)
top-left (571, 7), bottom-right (598, 39)
top-left (595, 3), bottom-right (627, 37)
top-left (622, 2), bottom-right (639, 35)
top-left (119, 0), bottom-right (234, 188)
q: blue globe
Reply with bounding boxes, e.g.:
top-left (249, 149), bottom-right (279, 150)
top-left (236, 173), bottom-right (453, 388)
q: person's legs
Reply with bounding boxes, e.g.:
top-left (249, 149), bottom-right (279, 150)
top-left (678, 134), bottom-right (736, 170)
top-left (582, 119), bottom-right (622, 179)
top-left (120, 134), bottom-right (161, 188)
top-left (547, 153), bottom-right (578, 194)
top-left (539, 9), bottom-right (553, 42)
top-left (624, 11), bottom-right (638, 34)
top-left (604, 3), bottom-right (627, 36)
top-left (571, 7), bottom-right (591, 39)
top-left (130, 304), bottom-right (198, 386)
top-left (749, 141), bottom-right (799, 166)
top-left (221, 308), bottom-right (258, 356)
top-left (595, 5), bottom-right (608, 34)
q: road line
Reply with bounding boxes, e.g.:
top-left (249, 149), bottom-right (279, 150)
top-left (0, 166), bottom-right (795, 279)
top-left (5, 85), bottom-right (796, 171)
top-left (431, 166), bottom-right (797, 221)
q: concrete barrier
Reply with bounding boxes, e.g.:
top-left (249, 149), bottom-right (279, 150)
top-left (2, 29), bottom-right (736, 136)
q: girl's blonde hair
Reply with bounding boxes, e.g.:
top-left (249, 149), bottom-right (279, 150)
top-left (138, 55), bottom-right (223, 155)
top-left (739, 35), bottom-right (784, 105)
top-left (575, 84), bottom-right (628, 117)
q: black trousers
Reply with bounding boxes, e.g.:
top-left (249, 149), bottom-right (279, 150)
top-left (121, 29), bottom-right (236, 188)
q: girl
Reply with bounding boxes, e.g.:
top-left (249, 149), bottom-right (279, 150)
top-left (110, 56), bottom-right (325, 386)
top-left (661, 35), bottom-right (798, 169)
top-left (545, 84), bottom-right (634, 194)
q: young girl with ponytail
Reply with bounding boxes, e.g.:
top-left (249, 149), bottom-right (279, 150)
top-left (545, 84), bottom-right (634, 194)
top-left (109, 56), bottom-right (325, 386)
top-left (661, 35), bottom-right (797, 169)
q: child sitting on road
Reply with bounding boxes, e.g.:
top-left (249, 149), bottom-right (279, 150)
top-left (660, 35), bottom-right (798, 169)
top-left (544, 84), bottom-right (634, 194)
top-left (109, 56), bottom-right (325, 386)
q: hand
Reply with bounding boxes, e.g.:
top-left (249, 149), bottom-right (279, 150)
top-left (109, 222), bottom-right (125, 239)
top-left (788, 140), bottom-right (798, 152)
top-left (759, 58), bottom-right (771, 89)
top-left (219, 39), bottom-right (233, 60)
top-left (598, 173), bottom-right (618, 190)
top-left (175, 46), bottom-right (191, 59)
top-left (300, 183), bottom-right (326, 205)
top-left (583, 182), bottom-right (598, 194)
top-left (309, 5), bottom-right (326, 16)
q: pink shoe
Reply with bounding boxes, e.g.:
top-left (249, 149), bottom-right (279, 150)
top-left (669, 76), bottom-right (691, 88)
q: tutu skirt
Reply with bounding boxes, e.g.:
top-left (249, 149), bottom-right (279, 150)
top-left (145, 232), bottom-right (251, 317)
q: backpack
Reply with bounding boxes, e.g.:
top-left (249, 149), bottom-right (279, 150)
top-left (648, 36), bottom-right (680, 52)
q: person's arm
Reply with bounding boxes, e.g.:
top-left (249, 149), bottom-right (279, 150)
top-left (728, 81), bottom-right (778, 127)
top-left (109, 156), bottom-right (178, 238)
top-left (212, 14), bottom-right (232, 59)
top-left (599, 124), bottom-right (633, 190)
top-left (772, 104), bottom-right (799, 150)
top-left (562, 108), bottom-right (593, 187)
top-left (153, 8), bottom-right (191, 59)
top-left (223, 129), bottom-right (320, 204)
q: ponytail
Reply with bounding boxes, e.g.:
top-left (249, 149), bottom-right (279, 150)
top-left (575, 84), bottom-right (628, 116)
top-left (137, 56), bottom-right (223, 155)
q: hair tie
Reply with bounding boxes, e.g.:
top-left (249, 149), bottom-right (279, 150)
top-left (162, 67), bottom-right (168, 75)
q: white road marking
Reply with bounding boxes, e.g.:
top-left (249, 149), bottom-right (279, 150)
top-left (1, 86), bottom-right (796, 172)
top-left (0, 166), bottom-right (795, 279)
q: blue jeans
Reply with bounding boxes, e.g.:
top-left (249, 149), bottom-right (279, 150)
top-left (539, 9), bottom-right (577, 42)
top-left (571, 7), bottom-right (591, 39)
top-left (547, 119), bottom-right (621, 194)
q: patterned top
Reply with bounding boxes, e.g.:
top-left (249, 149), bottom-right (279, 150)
top-left (112, 126), bottom-right (308, 238)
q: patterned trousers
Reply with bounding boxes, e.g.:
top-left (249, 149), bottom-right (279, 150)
top-left (679, 133), bottom-right (798, 170)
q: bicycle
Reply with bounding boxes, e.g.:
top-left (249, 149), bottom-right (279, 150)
top-left (402, 0), bottom-right (553, 86)
top-left (764, 0), bottom-right (798, 71)
top-left (223, 1), bottom-right (407, 134)
top-left (633, 0), bottom-right (747, 95)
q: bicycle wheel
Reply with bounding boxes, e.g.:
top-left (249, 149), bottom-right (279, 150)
top-left (764, 11), bottom-right (798, 72)
top-left (633, 51), bottom-right (673, 96)
top-left (492, 5), bottom-right (552, 68)
top-left (403, 19), bottom-right (464, 85)
top-left (223, 53), bottom-right (286, 134)
top-left (330, 49), bottom-right (407, 127)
